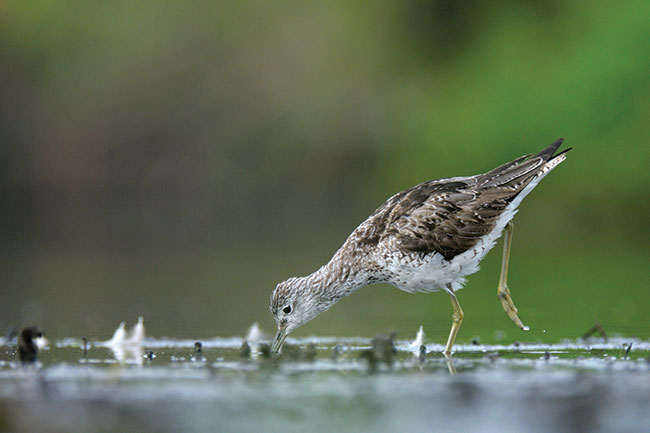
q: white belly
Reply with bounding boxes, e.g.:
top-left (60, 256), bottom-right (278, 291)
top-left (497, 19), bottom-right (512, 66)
top-left (379, 204), bottom-right (520, 294)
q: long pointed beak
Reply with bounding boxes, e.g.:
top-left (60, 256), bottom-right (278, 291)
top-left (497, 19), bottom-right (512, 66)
top-left (271, 326), bottom-right (288, 355)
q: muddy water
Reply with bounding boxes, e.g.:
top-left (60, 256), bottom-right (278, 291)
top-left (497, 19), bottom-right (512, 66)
top-left (1, 336), bottom-right (649, 433)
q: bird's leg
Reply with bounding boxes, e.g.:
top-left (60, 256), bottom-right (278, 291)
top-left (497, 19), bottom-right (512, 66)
top-left (443, 285), bottom-right (464, 355)
top-left (444, 353), bottom-right (457, 375)
top-left (497, 221), bottom-right (529, 331)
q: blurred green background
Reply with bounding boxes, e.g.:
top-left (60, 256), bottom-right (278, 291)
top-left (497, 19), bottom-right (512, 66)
top-left (1, 0), bottom-right (648, 344)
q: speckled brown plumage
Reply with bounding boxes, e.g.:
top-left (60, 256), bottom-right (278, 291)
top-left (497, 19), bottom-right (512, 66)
top-left (270, 138), bottom-right (570, 354)
top-left (354, 138), bottom-right (568, 261)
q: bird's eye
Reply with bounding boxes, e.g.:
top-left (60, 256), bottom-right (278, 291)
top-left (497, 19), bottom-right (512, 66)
top-left (283, 305), bottom-right (292, 314)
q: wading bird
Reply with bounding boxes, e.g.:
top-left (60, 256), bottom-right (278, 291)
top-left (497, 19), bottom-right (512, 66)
top-left (270, 139), bottom-right (570, 355)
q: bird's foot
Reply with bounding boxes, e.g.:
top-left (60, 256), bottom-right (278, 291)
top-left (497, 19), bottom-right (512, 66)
top-left (498, 284), bottom-right (529, 331)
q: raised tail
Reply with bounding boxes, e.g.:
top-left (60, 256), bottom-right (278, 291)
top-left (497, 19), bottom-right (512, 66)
top-left (479, 138), bottom-right (570, 189)
top-left (535, 137), bottom-right (572, 162)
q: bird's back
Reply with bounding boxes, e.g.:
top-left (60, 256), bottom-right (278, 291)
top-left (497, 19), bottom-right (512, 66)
top-left (347, 139), bottom-right (569, 290)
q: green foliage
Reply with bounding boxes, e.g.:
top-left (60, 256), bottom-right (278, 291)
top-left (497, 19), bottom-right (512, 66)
top-left (0, 1), bottom-right (648, 340)
top-left (379, 1), bottom-right (650, 196)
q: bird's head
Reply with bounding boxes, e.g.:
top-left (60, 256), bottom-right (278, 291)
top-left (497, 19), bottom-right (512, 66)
top-left (269, 276), bottom-right (323, 354)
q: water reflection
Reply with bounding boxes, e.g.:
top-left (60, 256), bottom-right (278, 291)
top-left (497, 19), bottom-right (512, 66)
top-left (444, 353), bottom-right (457, 375)
top-left (98, 317), bottom-right (146, 366)
top-left (1, 366), bottom-right (648, 433)
top-left (1, 337), bottom-right (650, 433)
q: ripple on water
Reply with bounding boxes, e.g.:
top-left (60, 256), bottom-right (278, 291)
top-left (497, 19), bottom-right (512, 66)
top-left (0, 337), bottom-right (649, 433)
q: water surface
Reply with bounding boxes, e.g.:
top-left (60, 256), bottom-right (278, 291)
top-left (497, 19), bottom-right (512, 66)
top-left (1, 335), bottom-right (649, 433)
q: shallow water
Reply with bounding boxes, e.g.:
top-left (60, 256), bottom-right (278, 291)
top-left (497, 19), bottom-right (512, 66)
top-left (1, 336), bottom-right (650, 433)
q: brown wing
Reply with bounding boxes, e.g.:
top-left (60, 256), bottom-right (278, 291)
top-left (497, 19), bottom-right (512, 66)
top-left (387, 179), bottom-right (515, 260)
top-left (358, 139), bottom-right (567, 260)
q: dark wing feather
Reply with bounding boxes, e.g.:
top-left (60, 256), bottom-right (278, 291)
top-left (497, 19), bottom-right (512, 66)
top-left (358, 139), bottom-right (567, 260)
top-left (386, 179), bottom-right (511, 260)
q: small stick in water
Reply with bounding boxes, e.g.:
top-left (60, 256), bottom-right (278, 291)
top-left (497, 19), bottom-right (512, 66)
top-left (331, 344), bottom-right (344, 361)
top-left (623, 342), bottom-right (632, 360)
top-left (258, 343), bottom-right (272, 359)
top-left (239, 340), bottom-right (251, 359)
top-left (304, 343), bottom-right (317, 362)
top-left (359, 349), bottom-right (378, 374)
top-left (18, 327), bottom-right (43, 365)
top-left (192, 341), bottom-right (206, 362)
top-left (418, 345), bottom-right (427, 363)
top-left (240, 340), bottom-right (252, 359)
top-left (371, 334), bottom-right (397, 365)
top-left (582, 320), bottom-right (607, 342)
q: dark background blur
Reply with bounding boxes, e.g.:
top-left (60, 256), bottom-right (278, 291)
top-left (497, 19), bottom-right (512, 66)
top-left (1, 1), bottom-right (648, 343)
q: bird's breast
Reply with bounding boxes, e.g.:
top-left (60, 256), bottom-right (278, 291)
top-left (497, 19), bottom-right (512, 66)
top-left (370, 236), bottom-right (495, 294)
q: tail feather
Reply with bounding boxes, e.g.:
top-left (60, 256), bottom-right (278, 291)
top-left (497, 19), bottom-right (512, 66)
top-left (480, 158), bottom-right (544, 189)
top-left (536, 138), bottom-right (568, 161)
top-left (479, 138), bottom-right (569, 189)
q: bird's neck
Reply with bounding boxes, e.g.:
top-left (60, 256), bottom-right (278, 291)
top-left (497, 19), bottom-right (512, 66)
top-left (306, 246), bottom-right (369, 308)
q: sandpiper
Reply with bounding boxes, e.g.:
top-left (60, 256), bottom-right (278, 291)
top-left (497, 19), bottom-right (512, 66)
top-left (270, 139), bottom-right (570, 355)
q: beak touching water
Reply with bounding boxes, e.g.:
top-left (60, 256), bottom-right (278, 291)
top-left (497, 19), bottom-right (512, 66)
top-left (271, 325), bottom-right (288, 355)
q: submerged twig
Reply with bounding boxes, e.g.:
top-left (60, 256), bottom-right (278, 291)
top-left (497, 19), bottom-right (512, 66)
top-left (18, 327), bottom-right (44, 365)
top-left (359, 349), bottom-right (379, 373)
top-left (331, 344), bottom-right (344, 361)
top-left (192, 341), bottom-right (206, 362)
top-left (239, 341), bottom-right (251, 359)
top-left (623, 342), bottom-right (632, 360)
top-left (304, 343), bottom-right (317, 362)
top-left (360, 333), bottom-right (397, 373)
top-left (582, 320), bottom-right (607, 342)
top-left (418, 345), bottom-right (427, 363)
top-left (258, 343), bottom-right (272, 359)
